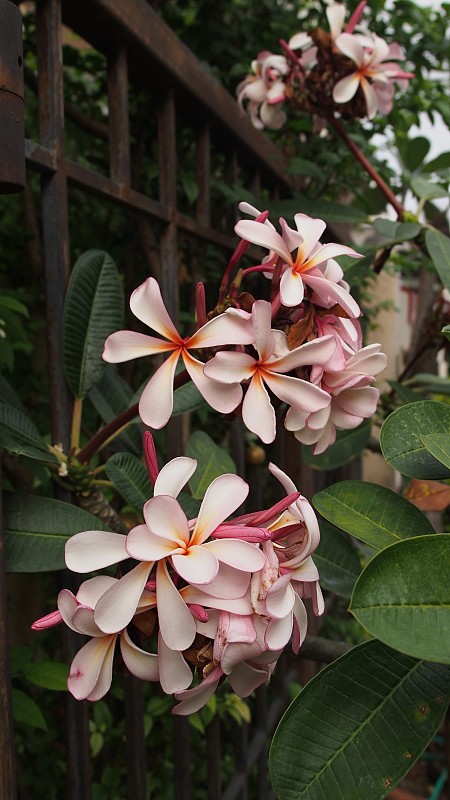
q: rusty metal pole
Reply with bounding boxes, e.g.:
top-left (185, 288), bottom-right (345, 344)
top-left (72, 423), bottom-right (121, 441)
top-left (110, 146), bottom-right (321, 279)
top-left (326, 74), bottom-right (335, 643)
top-left (0, 0), bottom-right (25, 194)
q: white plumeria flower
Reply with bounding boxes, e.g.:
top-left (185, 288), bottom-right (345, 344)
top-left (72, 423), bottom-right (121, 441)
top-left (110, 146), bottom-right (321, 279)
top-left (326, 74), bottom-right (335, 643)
top-left (204, 300), bottom-right (336, 443)
top-left (103, 276), bottom-right (254, 429)
top-left (235, 213), bottom-right (362, 311)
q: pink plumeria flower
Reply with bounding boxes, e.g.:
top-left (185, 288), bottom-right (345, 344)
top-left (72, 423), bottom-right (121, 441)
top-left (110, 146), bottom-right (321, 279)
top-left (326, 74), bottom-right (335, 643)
top-left (235, 213), bottom-right (362, 311)
top-left (237, 52), bottom-right (289, 130)
top-left (103, 276), bottom-right (254, 429)
top-left (333, 32), bottom-right (414, 119)
top-left (285, 342), bottom-right (386, 453)
top-left (57, 577), bottom-right (159, 701)
top-left (204, 300), bottom-right (336, 444)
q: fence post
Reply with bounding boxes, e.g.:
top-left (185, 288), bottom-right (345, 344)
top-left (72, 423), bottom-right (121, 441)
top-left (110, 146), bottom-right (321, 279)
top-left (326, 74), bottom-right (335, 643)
top-left (0, 0), bottom-right (25, 193)
top-left (0, 461), bottom-right (17, 800)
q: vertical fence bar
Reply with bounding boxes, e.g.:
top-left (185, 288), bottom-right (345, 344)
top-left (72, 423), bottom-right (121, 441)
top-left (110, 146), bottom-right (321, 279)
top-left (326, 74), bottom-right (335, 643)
top-left (206, 715), bottom-right (221, 800)
top-left (0, 462), bottom-right (17, 800)
top-left (255, 686), bottom-right (269, 800)
top-left (124, 678), bottom-right (147, 800)
top-left (36, 3), bottom-right (92, 798)
top-left (107, 44), bottom-right (131, 185)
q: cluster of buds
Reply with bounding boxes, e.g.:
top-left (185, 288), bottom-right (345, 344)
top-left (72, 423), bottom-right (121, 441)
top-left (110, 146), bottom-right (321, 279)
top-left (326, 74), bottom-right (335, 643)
top-left (33, 202), bottom-right (385, 710)
top-left (33, 439), bottom-right (322, 714)
top-left (237, 1), bottom-right (414, 126)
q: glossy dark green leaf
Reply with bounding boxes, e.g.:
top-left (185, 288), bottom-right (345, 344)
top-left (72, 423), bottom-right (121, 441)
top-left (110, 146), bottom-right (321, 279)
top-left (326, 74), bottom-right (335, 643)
top-left (105, 452), bottom-right (151, 512)
top-left (0, 403), bottom-right (57, 464)
top-left (4, 492), bottom-right (110, 572)
top-left (12, 689), bottom-right (48, 731)
top-left (442, 325), bottom-right (450, 342)
top-left (186, 431), bottom-right (236, 499)
top-left (313, 480), bottom-right (434, 550)
top-left (425, 228), bottom-right (450, 291)
top-left (420, 434), bottom-right (450, 472)
top-left (269, 640), bottom-right (450, 800)
top-left (380, 401), bottom-right (450, 479)
top-left (302, 421), bottom-right (371, 471)
top-left (314, 520), bottom-right (361, 598)
top-left (24, 661), bottom-right (69, 691)
top-left (178, 492), bottom-right (201, 518)
top-left (62, 250), bottom-right (124, 399)
top-left (88, 365), bottom-right (142, 456)
top-left (350, 535), bottom-right (450, 663)
top-left (172, 381), bottom-right (205, 416)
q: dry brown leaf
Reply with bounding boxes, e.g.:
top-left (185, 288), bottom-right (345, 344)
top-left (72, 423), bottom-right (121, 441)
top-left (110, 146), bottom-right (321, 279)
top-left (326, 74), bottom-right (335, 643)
top-left (404, 478), bottom-right (450, 511)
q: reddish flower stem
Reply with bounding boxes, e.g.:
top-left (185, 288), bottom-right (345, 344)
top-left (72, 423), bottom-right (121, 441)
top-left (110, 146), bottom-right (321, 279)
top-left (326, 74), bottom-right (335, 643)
top-left (328, 115), bottom-right (405, 220)
top-left (218, 210), bottom-right (269, 303)
top-left (77, 369), bottom-right (191, 465)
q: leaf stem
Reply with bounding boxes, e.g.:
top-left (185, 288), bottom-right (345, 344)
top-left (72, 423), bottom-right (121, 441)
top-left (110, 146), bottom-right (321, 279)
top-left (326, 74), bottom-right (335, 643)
top-left (70, 397), bottom-right (83, 452)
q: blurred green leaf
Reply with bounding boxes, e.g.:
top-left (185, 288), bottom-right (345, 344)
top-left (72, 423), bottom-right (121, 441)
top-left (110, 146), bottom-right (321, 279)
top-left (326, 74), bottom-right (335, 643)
top-left (105, 452), bottom-right (151, 513)
top-left (411, 177), bottom-right (448, 202)
top-left (186, 431), bottom-right (236, 499)
top-left (25, 661), bottom-right (69, 691)
top-left (380, 401), bottom-right (450, 478)
top-left (12, 689), bottom-right (48, 731)
top-left (314, 520), bottom-right (362, 598)
top-left (0, 403), bottom-right (57, 465)
top-left (425, 228), bottom-right (450, 291)
top-left (420, 433), bottom-right (450, 472)
top-left (302, 422), bottom-right (371, 471)
top-left (402, 136), bottom-right (430, 171)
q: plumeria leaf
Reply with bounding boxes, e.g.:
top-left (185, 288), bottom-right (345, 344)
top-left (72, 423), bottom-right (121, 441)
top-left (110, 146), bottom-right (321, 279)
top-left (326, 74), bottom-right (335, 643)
top-left (62, 250), bottom-right (124, 399)
top-left (401, 136), bottom-right (430, 172)
top-left (0, 374), bottom-right (23, 408)
top-left (12, 689), bottom-right (48, 731)
top-left (372, 219), bottom-right (421, 243)
top-left (269, 640), bottom-right (450, 800)
top-left (380, 401), bottom-right (450, 479)
top-left (88, 365), bottom-right (142, 456)
top-left (425, 228), bottom-right (450, 292)
top-left (388, 380), bottom-right (422, 404)
top-left (302, 421), bottom-right (371, 471)
top-left (172, 381), bottom-right (205, 416)
top-left (314, 520), bottom-right (362, 598)
top-left (0, 403), bottom-right (57, 465)
top-left (411, 177), bottom-right (448, 202)
top-left (442, 325), bottom-right (450, 342)
top-left (4, 492), bottom-right (110, 572)
top-left (423, 151), bottom-right (450, 174)
top-left (24, 661), bottom-right (69, 690)
top-left (420, 434), bottom-right (450, 473)
top-left (177, 492), bottom-right (201, 518)
top-left (105, 452), bottom-right (151, 513)
top-left (313, 480), bottom-right (434, 550)
top-left (407, 373), bottom-right (450, 394)
top-left (350, 535), bottom-right (450, 663)
top-left (186, 432), bottom-right (236, 500)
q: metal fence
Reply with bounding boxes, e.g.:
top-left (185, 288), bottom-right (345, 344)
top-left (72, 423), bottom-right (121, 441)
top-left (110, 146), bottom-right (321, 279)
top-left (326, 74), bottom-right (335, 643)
top-left (0, 1), bottom-right (348, 797)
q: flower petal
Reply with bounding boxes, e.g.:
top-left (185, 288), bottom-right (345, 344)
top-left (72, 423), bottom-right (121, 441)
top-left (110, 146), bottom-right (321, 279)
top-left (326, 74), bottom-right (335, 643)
top-left (265, 611), bottom-right (293, 650)
top-left (130, 277), bottom-right (180, 342)
top-left (190, 561), bottom-right (250, 599)
top-left (265, 575), bottom-right (295, 619)
top-left (204, 539), bottom-right (265, 572)
top-left (143, 495), bottom-right (190, 546)
top-left (76, 576), bottom-right (117, 607)
top-left (103, 331), bottom-right (174, 363)
top-left (65, 531), bottom-right (128, 573)
top-left (234, 219), bottom-right (293, 264)
top-left (94, 561), bottom-right (152, 634)
top-left (173, 666), bottom-right (223, 715)
top-left (242, 373), bottom-right (276, 443)
top-left (332, 73), bottom-right (360, 104)
top-left (252, 300), bottom-right (275, 361)
top-left (203, 351), bottom-right (256, 384)
top-left (181, 585), bottom-right (253, 615)
top-left (303, 273), bottom-right (361, 317)
top-left (228, 662), bottom-right (269, 696)
top-left (120, 629), bottom-right (159, 682)
top-left (156, 561), bottom-right (196, 651)
top-left (188, 309), bottom-right (253, 348)
top-left (68, 635), bottom-right (115, 701)
top-left (183, 351), bottom-right (242, 413)
top-left (191, 474), bottom-right (249, 545)
top-left (172, 545), bottom-right (219, 585)
top-left (154, 457), bottom-right (197, 498)
top-left (279, 269), bottom-right (305, 307)
top-left (126, 524), bottom-right (178, 561)
top-left (157, 632), bottom-right (192, 693)
top-left (138, 350), bottom-right (180, 429)
top-left (264, 372), bottom-right (331, 413)
top-left (268, 334), bottom-right (336, 373)
top-left (335, 32), bottom-right (364, 64)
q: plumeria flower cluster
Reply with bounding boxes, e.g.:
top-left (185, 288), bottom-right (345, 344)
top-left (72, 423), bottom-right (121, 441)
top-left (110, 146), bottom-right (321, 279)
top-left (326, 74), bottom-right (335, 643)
top-left (237, 1), bottom-right (413, 126)
top-left (32, 202), bottom-right (385, 710)
top-left (33, 438), bottom-right (323, 714)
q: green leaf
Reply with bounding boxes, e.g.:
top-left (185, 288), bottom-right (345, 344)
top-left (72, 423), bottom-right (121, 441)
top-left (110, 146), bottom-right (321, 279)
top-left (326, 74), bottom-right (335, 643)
top-left (350, 535), bottom-right (450, 663)
top-left (24, 661), bottom-right (69, 690)
top-left (411, 177), bottom-right (448, 202)
top-left (286, 158), bottom-right (323, 178)
top-left (380, 400), bottom-right (450, 479)
top-left (105, 452), bottom-right (151, 512)
top-left (62, 250), bottom-right (124, 399)
top-left (186, 432), bottom-right (236, 500)
top-left (302, 422), bottom-right (371, 471)
top-left (423, 151), bottom-right (450, 174)
top-left (0, 295), bottom-right (29, 316)
top-left (12, 689), bottom-right (48, 731)
top-left (425, 228), bottom-right (450, 292)
top-left (177, 491), bottom-right (201, 518)
top-left (372, 219), bottom-right (421, 243)
top-left (269, 640), bottom-right (450, 800)
top-left (420, 433), bottom-right (450, 473)
top-left (442, 325), bottom-right (450, 342)
top-left (0, 374), bottom-right (22, 408)
top-left (402, 136), bottom-right (431, 172)
top-left (314, 520), bottom-right (361, 598)
top-left (88, 365), bottom-right (142, 456)
top-left (181, 173), bottom-right (199, 206)
top-left (10, 645), bottom-right (32, 677)
top-left (172, 381), bottom-right (205, 416)
top-left (4, 492), bottom-right (110, 572)
top-left (313, 480), bottom-right (434, 550)
top-left (388, 379), bottom-right (422, 404)
top-left (0, 403), bottom-right (57, 464)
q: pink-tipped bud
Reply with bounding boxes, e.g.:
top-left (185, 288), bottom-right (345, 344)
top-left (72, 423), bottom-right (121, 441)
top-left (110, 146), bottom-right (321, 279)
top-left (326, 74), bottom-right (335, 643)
top-left (211, 524), bottom-right (271, 543)
top-left (145, 579), bottom-right (157, 592)
top-left (195, 282), bottom-right (207, 329)
top-left (188, 604), bottom-right (209, 623)
top-left (143, 431), bottom-right (159, 486)
top-left (31, 609), bottom-right (63, 630)
top-left (345, 0), bottom-right (366, 33)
